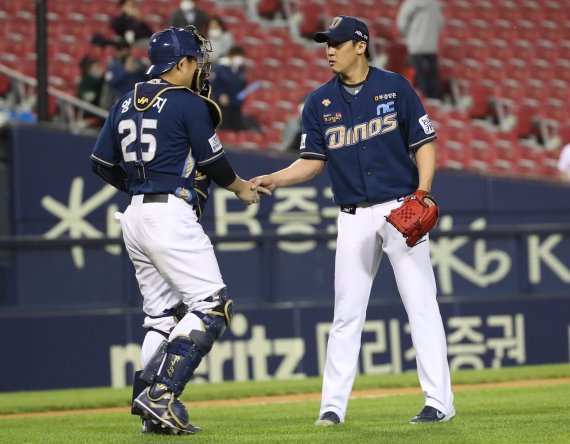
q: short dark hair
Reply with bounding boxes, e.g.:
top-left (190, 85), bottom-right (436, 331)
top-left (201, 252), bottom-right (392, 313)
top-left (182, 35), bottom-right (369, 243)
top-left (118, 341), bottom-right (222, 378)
top-left (208, 16), bottom-right (226, 32)
top-left (229, 45), bottom-right (245, 57)
top-left (79, 55), bottom-right (98, 75)
top-left (352, 40), bottom-right (370, 60)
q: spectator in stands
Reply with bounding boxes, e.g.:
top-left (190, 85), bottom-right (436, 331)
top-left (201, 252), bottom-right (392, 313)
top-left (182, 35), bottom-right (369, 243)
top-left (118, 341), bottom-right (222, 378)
top-left (111, 0), bottom-right (154, 47)
top-left (78, 56), bottom-right (104, 108)
top-left (396, 0), bottom-right (445, 100)
top-left (210, 46), bottom-right (250, 131)
top-left (77, 55), bottom-right (105, 126)
top-left (207, 17), bottom-right (234, 63)
top-left (558, 143), bottom-right (570, 183)
top-left (169, 0), bottom-right (209, 34)
top-left (99, 39), bottom-right (148, 109)
top-left (281, 97), bottom-right (305, 152)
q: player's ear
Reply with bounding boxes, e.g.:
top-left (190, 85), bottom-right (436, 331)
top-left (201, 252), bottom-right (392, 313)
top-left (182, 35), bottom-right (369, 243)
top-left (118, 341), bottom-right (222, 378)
top-left (356, 41), bottom-right (366, 56)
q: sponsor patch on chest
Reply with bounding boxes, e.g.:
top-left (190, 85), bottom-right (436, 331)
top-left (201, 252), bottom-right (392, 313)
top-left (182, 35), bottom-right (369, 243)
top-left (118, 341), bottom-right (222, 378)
top-left (323, 112), bottom-right (343, 125)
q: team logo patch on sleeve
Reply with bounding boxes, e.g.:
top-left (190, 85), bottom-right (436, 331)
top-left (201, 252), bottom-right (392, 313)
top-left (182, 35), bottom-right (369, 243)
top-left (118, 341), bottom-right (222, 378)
top-left (300, 134), bottom-right (306, 150)
top-left (209, 134), bottom-right (223, 153)
top-left (419, 114), bottom-right (435, 134)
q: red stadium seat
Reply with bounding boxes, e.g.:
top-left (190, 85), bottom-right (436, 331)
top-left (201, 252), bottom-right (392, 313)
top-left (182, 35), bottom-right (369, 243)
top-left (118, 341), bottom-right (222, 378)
top-left (470, 121), bottom-right (497, 172)
top-left (520, 1), bottom-right (545, 22)
top-left (493, 19), bottom-right (517, 41)
top-left (447, 0), bottom-right (474, 23)
top-left (463, 38), bottom-right (490, 63)
top-left (492, 131), bottom-right (521, 174)
top-left (536, 39), bottom-right (560, 62)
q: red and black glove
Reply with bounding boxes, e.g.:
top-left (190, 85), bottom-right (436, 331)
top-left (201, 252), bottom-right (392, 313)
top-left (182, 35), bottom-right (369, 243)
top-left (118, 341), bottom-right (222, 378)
top-left (385, 190), bottom-right (439, 247)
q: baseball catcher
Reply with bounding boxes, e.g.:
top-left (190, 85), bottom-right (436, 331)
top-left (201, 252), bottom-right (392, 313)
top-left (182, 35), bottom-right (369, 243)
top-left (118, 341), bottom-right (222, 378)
top-left (385, 190), bottom-right (439, 247)
top-left (92, 24), bottom-right (269, 436)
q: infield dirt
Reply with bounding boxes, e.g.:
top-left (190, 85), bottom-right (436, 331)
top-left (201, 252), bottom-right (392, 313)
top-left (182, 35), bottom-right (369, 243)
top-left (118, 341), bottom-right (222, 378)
top-left (3, 377), bottom-right (569, 419)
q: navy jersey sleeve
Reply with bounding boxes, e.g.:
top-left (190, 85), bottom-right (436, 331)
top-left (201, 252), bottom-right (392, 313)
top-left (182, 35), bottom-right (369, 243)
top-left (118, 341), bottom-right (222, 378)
top-left (399, 78), bottom-right (437, 150)
top-left (299, 93), bottom-right (327, 160)
top-left (184, 98), bottom-right (226, 166)
top-left (91, 102), bottom-right (122, 167)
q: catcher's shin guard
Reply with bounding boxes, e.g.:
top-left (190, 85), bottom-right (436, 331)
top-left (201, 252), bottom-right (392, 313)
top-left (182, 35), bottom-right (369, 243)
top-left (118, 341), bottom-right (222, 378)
top-left (135, 290), bottom-right (234, 431)
top-left (151, 291), bottom-right (234, 396)
top-left (131, 370), bottom-right (150, 416)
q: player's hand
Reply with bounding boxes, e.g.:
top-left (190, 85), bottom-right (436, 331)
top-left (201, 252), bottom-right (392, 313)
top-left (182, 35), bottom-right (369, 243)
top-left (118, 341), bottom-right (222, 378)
top-left (232, 178), bottom-right (261, 205)
top-left (255, 184), bottom-right (272, 196)
top-left (251, 175), bottom-right (277, 192)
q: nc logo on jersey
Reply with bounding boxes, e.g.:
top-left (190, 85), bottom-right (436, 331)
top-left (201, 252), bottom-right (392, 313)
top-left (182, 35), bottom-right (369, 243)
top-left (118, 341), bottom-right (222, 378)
top-left (376, 101), bottom-right (395, 116)
top-left (322, 99), bottom-right (331, 107)
top-left (323, 112), bottom-right (343, 124)
top-left (137, 97), bottom-right (149, 105)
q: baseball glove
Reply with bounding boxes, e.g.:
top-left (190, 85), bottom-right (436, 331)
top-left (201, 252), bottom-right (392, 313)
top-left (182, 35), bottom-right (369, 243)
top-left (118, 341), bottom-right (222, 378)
top-left (385, 190), bottom-right (439, 247)
top-left (194, 169), bottom-right (211, 222)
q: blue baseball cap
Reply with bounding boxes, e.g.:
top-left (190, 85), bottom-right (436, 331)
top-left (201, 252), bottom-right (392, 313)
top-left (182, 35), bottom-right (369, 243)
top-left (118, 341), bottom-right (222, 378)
top-left (314, 16), bottom-right (369, 44)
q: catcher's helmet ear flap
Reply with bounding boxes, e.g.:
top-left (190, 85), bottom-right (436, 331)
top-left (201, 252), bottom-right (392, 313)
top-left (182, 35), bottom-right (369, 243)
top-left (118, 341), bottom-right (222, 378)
top-left (146, 26), bottom-right (206, 76)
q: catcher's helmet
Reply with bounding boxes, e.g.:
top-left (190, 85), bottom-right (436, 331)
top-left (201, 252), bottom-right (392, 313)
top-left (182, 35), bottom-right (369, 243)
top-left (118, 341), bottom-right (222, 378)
top-left (146, 26), bottom-right (210, 76)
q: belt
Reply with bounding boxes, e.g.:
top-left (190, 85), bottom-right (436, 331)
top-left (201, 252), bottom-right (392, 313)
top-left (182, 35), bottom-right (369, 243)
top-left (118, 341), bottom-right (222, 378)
top-left (142, 194), bottom-right (169, 203)
top-left (340, 199), bottom-right (402, 215)
top-left (340, 202), bottom-right (376, 214)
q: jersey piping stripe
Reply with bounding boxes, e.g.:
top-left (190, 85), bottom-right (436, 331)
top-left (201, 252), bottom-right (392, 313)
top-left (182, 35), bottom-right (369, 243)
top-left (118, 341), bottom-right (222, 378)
top-left (196, 150), bottom-right (224, 165)
top-left (90, 154), bottom-right (117, 167)
top-left (300, 152), bottom-right (327, 158)
top-left (409, 135), bottom-right (437, 148)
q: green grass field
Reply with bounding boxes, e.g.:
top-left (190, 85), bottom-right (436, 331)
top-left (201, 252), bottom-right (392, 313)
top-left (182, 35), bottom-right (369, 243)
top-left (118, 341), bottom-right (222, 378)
top-left (0, 364), bottom-right (569, 443)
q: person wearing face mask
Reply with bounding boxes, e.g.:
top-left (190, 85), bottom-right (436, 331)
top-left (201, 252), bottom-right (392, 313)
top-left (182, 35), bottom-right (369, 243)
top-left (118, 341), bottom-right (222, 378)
top-left (206, 17), bottom-right (234, 63)
top-left (169, 0), bottom-right (209, 34)
top-left (78, 56), bottom-right (104, 107)
top-left (210, 45), bottom-right (249, 131)
top-left (110, 0), bottom-right (154, 47)
top-left (99, 39), bottom-right (149, 109)
top-left (77, 55), bottom-right (105, 125)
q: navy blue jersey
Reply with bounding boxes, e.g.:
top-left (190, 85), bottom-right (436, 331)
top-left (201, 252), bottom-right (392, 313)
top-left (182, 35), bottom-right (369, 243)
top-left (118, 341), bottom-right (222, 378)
top-left (300, 67), bottom-right (437, 205)
top-left (91, 79), bottom-right (225, 205)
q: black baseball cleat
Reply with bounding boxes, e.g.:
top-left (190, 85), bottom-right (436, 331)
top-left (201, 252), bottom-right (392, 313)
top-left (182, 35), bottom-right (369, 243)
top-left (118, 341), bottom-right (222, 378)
top-left (141, 418), bottom-right (202, 435)
top-left (315, 411), bottom-right (341, 426)
top-left (134, 385), bottom-right (201, 433)
top-left (409, 405), bottom-right (456, 424)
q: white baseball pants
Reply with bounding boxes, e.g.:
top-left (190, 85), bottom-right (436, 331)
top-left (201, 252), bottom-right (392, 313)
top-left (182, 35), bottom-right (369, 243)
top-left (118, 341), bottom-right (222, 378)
top-left (117, 194), bottom-right (225, 366)
top-left (319, 198), bottom-right (454, 422)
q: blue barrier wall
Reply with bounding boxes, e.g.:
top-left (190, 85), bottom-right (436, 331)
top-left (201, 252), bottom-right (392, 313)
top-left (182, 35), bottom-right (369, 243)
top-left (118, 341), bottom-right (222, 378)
top-left (0, 297), bottom-right (568, 392)
top-left (0, 125), bottom-right (569, 391)
top-left (4, 125), bottom-right (570, 307)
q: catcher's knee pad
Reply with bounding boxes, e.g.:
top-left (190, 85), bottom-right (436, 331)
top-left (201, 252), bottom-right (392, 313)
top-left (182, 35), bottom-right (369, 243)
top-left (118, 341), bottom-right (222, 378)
top-left (197, 287), bottom-right (234, 339)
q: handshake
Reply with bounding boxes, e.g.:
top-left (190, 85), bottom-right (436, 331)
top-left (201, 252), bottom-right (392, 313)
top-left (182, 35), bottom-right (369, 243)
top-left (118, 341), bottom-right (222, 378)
top-left (229, 175), bottom-right (273, 205)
